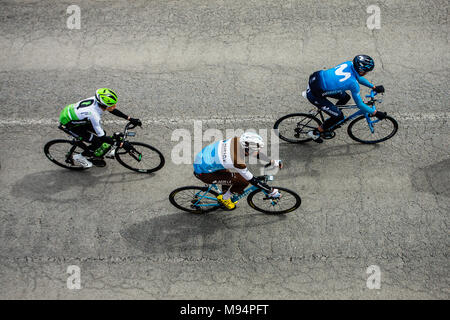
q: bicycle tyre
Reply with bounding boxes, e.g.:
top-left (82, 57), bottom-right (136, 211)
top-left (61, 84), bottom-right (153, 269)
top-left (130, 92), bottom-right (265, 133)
top-left (115, 142), bottom-right (165, 173)
top-left (274, 113), bottom-right (322, 143)
top-left (347, 115), bottom-right (398, 144)
top-left (169, 186), bottom-right (221, 214)
top-left (44, 139), bottom-right (87, 170)
top-left (247, 186), bottom-right (301, 214)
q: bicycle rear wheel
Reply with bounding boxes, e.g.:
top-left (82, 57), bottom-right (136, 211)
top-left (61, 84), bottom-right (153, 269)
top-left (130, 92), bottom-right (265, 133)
top-left (169, 186), bottom-right (220, 214)
top-left (347, 115), bottom-right (398, 144)
top-left (247, 187), bottom-right (301, 214)
top-left (44, 139), bottom-right (87, 170)
top-left (115, 142), bottom-right (165, 173)
top-left (274, 113), bottom-right (322, 143)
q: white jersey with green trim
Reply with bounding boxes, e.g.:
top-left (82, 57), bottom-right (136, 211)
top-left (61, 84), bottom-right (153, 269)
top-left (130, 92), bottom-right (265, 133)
top-left (72, 97), bottom-right (105, 136)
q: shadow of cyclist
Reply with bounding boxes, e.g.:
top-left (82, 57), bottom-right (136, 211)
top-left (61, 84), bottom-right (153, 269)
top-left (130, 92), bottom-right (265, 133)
top-left (10, 169), bottom-right (153, 203)
top-left (120, 211), bottom-right (287, 256)
top-left (279, 141), bottom-right (380, 160)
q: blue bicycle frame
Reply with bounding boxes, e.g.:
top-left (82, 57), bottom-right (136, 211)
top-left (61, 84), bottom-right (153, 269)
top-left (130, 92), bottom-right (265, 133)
top-left (192, 181), bottom-right (273, 208)
top-left (324, 90), bottom-right (382, 134)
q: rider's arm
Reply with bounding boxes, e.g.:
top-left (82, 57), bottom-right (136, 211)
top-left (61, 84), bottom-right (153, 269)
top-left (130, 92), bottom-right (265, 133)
top-left (233, 166), bottom-right (273, 193)
top-left (109, 108), bottom-right (130, 120)
top-left (351, 84), bottom-right (376, 115)
top-left (249, 177), bottom-right (272, 193)
top-left (256, 151), bottom-right (271, 163)
top-left (356, 74), bottom-right (375, 89)
top-left (90, 114), bottom-right (115, 144)
top-left (90, 113), bottom-right (105, 137)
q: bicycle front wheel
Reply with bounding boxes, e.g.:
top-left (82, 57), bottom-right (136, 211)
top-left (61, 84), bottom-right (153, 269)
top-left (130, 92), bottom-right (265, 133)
top-left (247, 187), bottom-right (301, 214)
top-left (347, 115), bottom-right (398, 144)
top-left (115, 142), bottom-right (165, 173)
top-left (169, 186), bottom-right (220, 214)
top-left (44, 139), bottom-right (87, 170)
top-left (274, 113), bottom-right (322, 143)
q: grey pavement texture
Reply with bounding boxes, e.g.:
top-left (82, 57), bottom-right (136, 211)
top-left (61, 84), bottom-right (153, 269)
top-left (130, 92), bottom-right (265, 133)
top-left (0, 0), bottom-right (449, 299)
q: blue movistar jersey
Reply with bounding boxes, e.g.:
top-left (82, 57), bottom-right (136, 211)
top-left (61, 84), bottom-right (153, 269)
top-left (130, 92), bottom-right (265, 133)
top-left (193, 140), bottom-right (225, 174)
top-left (319, 61), bottom-right (375, 114)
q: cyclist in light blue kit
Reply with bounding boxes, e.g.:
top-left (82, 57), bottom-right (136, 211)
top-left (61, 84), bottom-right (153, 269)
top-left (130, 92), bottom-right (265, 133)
top-left (306, 55), bottom-right (387, 143)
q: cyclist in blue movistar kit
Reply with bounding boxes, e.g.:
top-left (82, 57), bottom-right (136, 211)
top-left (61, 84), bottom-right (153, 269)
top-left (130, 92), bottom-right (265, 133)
top-left (306, 55), bottom-right (387, 143)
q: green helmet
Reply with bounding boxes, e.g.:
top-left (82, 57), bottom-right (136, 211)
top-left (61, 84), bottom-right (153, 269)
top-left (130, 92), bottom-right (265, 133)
top-left (95, 88), bottom-right (118, 107)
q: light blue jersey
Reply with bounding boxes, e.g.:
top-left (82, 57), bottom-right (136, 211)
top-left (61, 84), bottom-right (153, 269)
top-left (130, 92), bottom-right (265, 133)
top-left (319, 61), bottom-right (375, 114)
top-left (193, 140), bottom-right (225, 174)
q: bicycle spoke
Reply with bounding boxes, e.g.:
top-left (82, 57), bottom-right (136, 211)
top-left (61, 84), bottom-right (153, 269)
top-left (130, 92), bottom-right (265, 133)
top-left (115, 142), bottom-right (165, 173)
top-left (45, 140), bottom-right (85, 170)
top-left (249, 188), bottom-right (300, 214)
top-left (171, 187), bottom-right (218, 213)
top-left (349, 116), bottom-right (397, 143)
top-left (274, 113), bottom-right (321, 143)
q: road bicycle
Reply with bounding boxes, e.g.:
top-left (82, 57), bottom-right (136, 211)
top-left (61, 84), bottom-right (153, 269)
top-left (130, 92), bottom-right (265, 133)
top-left (274, 90), bottom-right (398, 144)
top-left (169, 164), bottom-right (301, 214)
top-left (44, 122), bottom-right (165, 173)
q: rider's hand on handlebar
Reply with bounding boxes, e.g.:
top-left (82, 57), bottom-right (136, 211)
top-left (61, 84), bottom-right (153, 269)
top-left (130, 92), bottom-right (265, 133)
top-left (374, 110), bottom-right (387, 120)
top-left (271, 159), bottom-right (283, 169)
top-left (113, 132), bottom-right (124, 141)
top-left (129, 118), bottom-right (142, 127)
top-left (373, 85), bottom-right (385, 93)
top-left (268, 188), bottom-right (281, 199)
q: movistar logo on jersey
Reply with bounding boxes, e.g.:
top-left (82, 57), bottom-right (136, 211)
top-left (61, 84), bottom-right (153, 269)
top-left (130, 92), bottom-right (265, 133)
top-left (334, 64), bottom-right (351, 82)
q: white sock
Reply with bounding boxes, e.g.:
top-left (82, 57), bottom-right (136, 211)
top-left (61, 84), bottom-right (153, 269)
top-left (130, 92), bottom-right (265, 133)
top-left (222, 189), bottom-right (233, 200)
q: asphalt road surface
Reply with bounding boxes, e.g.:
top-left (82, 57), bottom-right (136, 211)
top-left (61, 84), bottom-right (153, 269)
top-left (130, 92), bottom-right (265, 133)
top-left (0, 0), bottom-right (448, 299)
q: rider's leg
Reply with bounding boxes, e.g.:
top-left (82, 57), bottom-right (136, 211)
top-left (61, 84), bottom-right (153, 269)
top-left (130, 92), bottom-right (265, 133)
top-left (320, 104), bottom-right (344, 131)
top-left (326, 92), bottom-right (351, 106)
top-left (306, 72), bottom-right (347, 133)
top-left (65, 122), bottom-right (94, 167)
top-left (66, 122), bottom-right (97, 156)
top-left (194, 170), bottom-right (232, 185)
top-left (307, 91), bottom-right (344, 131)
top-left (194, 170), bottom-right (245, 209)
top-left (229, 173), bottom-right (249, 195)
top-left (194, 170), bottom-right (235, 198)
top-left (219, 172), bottom-right (249, 200)
top-left (306, 73), bottom-right (328, 134)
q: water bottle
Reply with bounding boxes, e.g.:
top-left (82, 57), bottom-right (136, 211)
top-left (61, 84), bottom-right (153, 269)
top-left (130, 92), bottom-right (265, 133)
top-left (94, 143), bottom-right (111, 157)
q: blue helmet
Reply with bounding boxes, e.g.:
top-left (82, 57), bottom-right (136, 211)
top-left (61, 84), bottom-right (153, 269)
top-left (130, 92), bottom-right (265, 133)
top-left (353, 55), bottom-right (375, 73)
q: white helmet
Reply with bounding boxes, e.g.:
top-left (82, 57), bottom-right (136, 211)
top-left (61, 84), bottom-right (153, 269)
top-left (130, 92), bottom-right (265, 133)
top-left (240, 132), bottom-right (264, 151)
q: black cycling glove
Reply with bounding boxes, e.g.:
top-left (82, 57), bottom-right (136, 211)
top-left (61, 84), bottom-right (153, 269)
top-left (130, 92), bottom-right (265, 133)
top-left (373, 85), bottom-right (385, 93)
top-left (129, 118), bottom-right (142, 127)
top-left (375, 111), bottom-right (387, 120)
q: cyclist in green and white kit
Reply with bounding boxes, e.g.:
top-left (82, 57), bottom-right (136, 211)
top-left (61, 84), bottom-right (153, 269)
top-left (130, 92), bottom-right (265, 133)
top-left (59, 88), bottom-right (142, 168)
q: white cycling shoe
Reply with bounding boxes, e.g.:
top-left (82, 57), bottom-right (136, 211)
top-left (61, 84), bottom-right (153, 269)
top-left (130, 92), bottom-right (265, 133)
top-left (307, 130), bottom-right (323, 143)
top-left (73, 153), bottom-right (93, 168)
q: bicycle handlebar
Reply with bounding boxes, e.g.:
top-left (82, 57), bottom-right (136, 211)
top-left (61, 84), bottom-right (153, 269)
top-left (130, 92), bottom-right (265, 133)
top-left (366, 90), bottom-right (378, 99)
top-left (111, 121), bottom-right (140, 145)
top-left (125, 122), bottom-right (138, 130)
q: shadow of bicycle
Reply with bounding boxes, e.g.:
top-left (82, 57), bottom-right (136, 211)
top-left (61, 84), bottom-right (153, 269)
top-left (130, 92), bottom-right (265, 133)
top-left (10, 169), bottom-right (154, 203)
top-left (120, 211), bottom-right (287, 255)
top-left (279, 141), bottom-right (380, 161)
